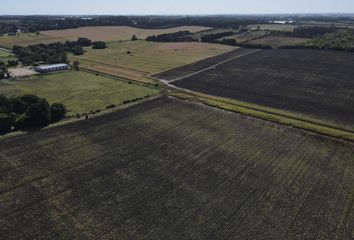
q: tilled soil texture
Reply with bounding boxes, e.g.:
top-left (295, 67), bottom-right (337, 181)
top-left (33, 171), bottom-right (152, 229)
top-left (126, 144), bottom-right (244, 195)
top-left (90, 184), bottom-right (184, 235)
top-left (0, 97), bottom-right (353, 240)
top-left (153, 48), bottom-right (255, 81)
top-left (171, 49), bottom-right (354, 127)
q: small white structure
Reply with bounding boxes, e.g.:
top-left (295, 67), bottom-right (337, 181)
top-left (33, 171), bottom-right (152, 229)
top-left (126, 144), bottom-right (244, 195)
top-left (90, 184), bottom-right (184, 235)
top-left (34, 64), bottom-right (69, 73)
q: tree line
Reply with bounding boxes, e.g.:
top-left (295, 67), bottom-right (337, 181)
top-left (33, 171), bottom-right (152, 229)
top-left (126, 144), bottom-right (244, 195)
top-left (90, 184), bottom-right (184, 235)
top-left (0, 94), bottom-right (66, 133)
top-left (145, 31), bottom-right (196, 42)
top-left (279, 30), bottom-right (354, 52)
top-left (12, 38), bottom-right (106, 65)
top-left (270, 26), bottom-right (340, 38)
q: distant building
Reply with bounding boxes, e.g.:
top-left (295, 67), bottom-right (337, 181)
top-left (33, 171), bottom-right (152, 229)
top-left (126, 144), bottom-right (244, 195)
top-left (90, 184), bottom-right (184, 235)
top-left (34, 64), bottom-right (69, 73)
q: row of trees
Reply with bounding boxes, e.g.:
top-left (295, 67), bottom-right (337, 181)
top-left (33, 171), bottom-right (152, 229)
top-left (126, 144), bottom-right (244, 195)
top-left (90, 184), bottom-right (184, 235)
top-left (0, 94), bottom-right (66, 132)
top-left (279, 30), bottom-right (354, 52)
top-left (145, 31), bottom-right (196, 42)
top-left (12, 38), bottom-right (107, 65)
top-left (200, 31), bottom-right (234, 43)
top-left (270, 26), bottom-right (339, 38)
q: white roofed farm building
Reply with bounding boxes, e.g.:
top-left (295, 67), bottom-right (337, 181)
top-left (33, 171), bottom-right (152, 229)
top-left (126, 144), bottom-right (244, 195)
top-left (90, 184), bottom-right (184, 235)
top-left (34, 64), bottom-right (69, 73)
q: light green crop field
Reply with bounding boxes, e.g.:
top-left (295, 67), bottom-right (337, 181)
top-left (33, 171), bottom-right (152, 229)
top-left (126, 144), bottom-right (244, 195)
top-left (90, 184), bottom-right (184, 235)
top-left (248, 36), bottom-right (310, 48)
top-left (0, 49), bottom-right (16, 62)
top-left (70, 40), bottom-right (235, 80)
top-left (0, 70), bottom-right (160, 115)
top-left (0, 49), bottom-right (11, 57)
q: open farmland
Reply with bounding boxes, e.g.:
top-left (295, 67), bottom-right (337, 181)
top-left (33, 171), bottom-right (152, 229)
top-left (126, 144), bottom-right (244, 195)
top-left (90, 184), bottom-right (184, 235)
top-left (248, 24), bottom-right (297, 31)
top-left (190, 28), bottom-right (234, 40)
top-left (223, 31), bottom-right (268, 43)
top-left (0, 48), bottom-right (11, 57)
top-left (0, 96), bottom-right (353, 239)
top-left (0, 33), bottom-right (65, 49)
top-left (0, 70), bottom-right (160, 115)
top-left (163, 49), bottom-right (354, 127)
top-left (41, 26), bottom-right (211, 42)
top-left (0, 26), bottom-right (211, 49)
top-left (247, 36), bottom-right (310, 48)
top-left (0, 48), bottom-right (16, 61)
top-left (153, 48), bottom-right (257, 81)
top-left (70, 40), bottom-right (235, 81)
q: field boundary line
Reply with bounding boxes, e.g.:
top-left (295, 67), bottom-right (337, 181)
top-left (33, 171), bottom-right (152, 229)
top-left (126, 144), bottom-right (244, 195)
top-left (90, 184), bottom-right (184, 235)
top-left (78, 67), bottom-right (161, 89)
top-left (169, 92), bottom-right (354, 144)
top-left (156, 49), bottom-right (261, 83)
top-left (71, 57), bottom-right (151, 75)
top-left (160, 79), bottom-right (354, 135)
top-left (152, 48), bottom-right (241, 76)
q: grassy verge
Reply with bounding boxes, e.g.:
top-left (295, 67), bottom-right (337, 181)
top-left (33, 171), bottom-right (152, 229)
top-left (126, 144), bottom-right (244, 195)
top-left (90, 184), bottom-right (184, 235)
top-left (0, 70), bottom-right (161, 116)
top-left (170, 91), bottom-right (354, 143)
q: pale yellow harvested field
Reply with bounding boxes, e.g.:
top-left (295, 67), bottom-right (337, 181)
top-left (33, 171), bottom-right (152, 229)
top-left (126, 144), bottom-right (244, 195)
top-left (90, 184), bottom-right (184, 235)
top-left (41, 26), bottom-right (212, 42)
top-left (0, 33), bottom-right (66, 49)
top-left (70, 40), bottom-right (235, 81)
top-left (0, 26), bottom-right (211, 48)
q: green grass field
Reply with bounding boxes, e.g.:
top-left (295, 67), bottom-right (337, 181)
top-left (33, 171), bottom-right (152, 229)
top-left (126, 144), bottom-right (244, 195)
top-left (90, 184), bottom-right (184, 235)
top-left (70, 40), bottom-right (235, 80)
top-left (0, 49), bottom-right (15, 62)
top-left (0, 70), bottom-right (160, 115)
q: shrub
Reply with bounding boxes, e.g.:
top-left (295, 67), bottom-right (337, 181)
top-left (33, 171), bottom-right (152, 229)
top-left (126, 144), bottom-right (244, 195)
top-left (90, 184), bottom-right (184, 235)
top-left (0, 113), bottom-right (16, 132)
top-left (0, 95), bottom-right (13, 113)
top-left (51, 103), bottom-right (67, 122)
top-left (92, 41), bottom-right (107, 49)
top-left (106, 104), bottom-right (116, 109)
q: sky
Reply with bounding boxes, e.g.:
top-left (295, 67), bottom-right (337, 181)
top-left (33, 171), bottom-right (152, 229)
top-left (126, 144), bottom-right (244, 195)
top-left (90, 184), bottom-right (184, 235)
top-left (1, 0), bottom-right (354, 15)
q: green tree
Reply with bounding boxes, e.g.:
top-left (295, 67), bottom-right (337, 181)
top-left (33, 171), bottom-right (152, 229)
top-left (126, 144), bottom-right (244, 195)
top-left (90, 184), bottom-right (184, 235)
top-left (0, 113), bottom-right (16, 132)
top-left (72, 46), bottom-right (84, 55)
top-left (0, 95), bottom-right (13, 113)
top-left (92, 41), bottom-right (107, 49)
top-left (23, 98), bottom-right (51, 127)
top-left (51, 103), bottom-right (67, 122)
top-left (77, 37), bottom-right (92, 46)
top-left (10, 96), bottom-right (27, 114)
top-left (73, 61), bottom-right (80, 71)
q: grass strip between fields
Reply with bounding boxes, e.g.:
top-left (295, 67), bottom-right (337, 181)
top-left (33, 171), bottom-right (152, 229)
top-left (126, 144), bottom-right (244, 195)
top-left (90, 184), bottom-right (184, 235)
top-left (170, 91), bottom-right (354, 143)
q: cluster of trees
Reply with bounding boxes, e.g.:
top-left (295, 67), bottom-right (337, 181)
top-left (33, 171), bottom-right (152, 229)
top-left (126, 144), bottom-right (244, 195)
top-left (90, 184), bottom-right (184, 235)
top-left (270, 26), bottom-right (339, 38)
top-left (92, 41), bottom-right (107, 49)
top-left (280, 30), bottom-right (354, 52)
top-left (0, 60), bottom-right (19, 79)
top-left (201, 31), bottom-right (234, 43)
top-left (0, 16), bottom-right (133, 33)
top-left (12, 38), bottom-right (105, 65)
top-left (0, 62), bottom-right (9, 79)
top-left (216, 38), bottom-right (272, 49)
top-left (145, 31), bottom-right (196, 42)
top-left (0, 94), bottom-right (66, 132)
